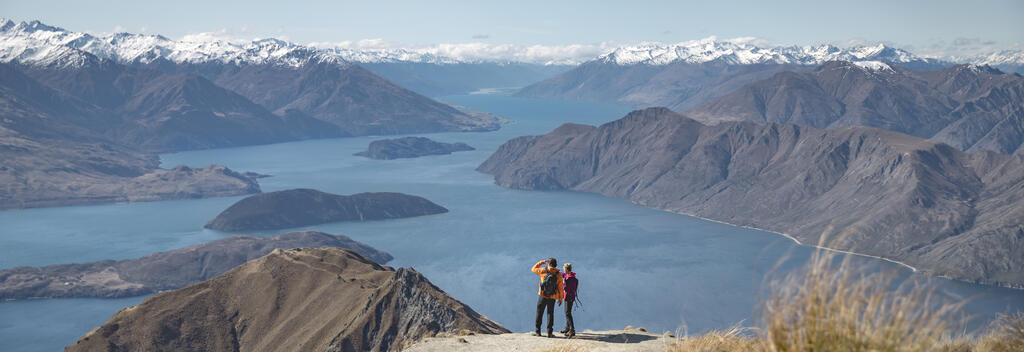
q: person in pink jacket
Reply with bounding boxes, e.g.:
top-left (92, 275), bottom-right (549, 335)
top-left (560, 263), bottom-right (578, 338)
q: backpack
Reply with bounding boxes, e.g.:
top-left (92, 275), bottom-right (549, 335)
top-left (541, 270), bottom-right (559, 296)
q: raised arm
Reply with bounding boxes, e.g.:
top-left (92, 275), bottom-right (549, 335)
top-left (532, 260), bottom-right (548, 276)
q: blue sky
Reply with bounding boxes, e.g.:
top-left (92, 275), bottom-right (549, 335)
top-left (2, 0), bottom-right (1021, 56)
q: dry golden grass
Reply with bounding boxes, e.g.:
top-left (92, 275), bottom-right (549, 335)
top-left (970, 312), bottom-right (1024, 352)
top-left (665, 249), bottom-right (1023, 352)
top-left (666, 325), bottom-right (763, 352)
top-left (761, 250), bottom-right (963, 352)
top-left (532, 341), bottom-right (589, 352)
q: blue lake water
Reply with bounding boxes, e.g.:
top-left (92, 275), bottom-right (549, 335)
top-left (1, 95), bottom-right (1023, 351)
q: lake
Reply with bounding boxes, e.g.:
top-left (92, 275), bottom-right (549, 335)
top-left (1, 95), bottom-right (1022, 352)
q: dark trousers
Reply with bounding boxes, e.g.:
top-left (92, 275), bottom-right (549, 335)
top-left (535, 296), bottom-right (555, 333)
top-left (563, 300), bottom-right (575, 333)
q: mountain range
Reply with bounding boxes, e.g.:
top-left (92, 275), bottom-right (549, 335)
top-left (517, 38), bottom-right (1024, 112)
top-left (0, 19), bottom-right (501, 150)
top-left (516, 38), bottom-right (952, 110)
top-left (686, 61), bottom-right (1024, 155)
top-left (0, 19), bottom-right (504, 209)
top-left (479, 107), bottom-right (1024, 288)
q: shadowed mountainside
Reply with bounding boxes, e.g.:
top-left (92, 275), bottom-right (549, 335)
top-left (0, 231), bottom-right (391, 299)
top-left (479, 107), bottom-right (1024, 288)
top-left (65, 247), bottom-right (508, 352)
top-left (686, 62), bottom-right (1024, 155)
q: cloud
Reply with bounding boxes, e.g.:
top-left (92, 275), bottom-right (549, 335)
top-left (178, 27), bottom-right (257, 43)
top-left (953, 38), bottom-right (980, 46)
top-left (113, 25), bottom-right (125, 33)
top-left (471, 34), bottom-right (490, 39)
top-left (910, 37), bottom-right (1013, 60)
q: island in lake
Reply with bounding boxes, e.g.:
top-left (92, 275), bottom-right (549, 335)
top-left (0, 231), bottom-right (391, 300)
top-left (355, 136), bottom-right (475, 160)
top-left (205, 188), bottom-right (449, 231)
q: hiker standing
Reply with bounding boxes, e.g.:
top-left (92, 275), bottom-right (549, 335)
top-left (532, 257), bottom-right (564, 337)
top-left (560, 263), bottom-right (578, 338)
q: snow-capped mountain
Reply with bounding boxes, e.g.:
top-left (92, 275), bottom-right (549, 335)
top-left (0, 19), bottom-right (344, 68)
top-left (0, 19), bottom-right (574, 97)
top-left (596, 37), bottom-right (939, 67)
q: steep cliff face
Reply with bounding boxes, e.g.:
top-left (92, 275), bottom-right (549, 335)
top-left (479, 107), bottom-right (1024, 288)
top-left (66, 247), bottom-right (508, 352)
top-left (205, 189), bottom-right (449, 232)
top-left (0, 231), bottom-right (392, 299)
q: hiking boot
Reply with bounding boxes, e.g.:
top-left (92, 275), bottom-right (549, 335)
top-left (559, 328), bottom-right (569, 334)
top-left (532, 331), bottom-right (542, 337)
top-left (547, 332), bottom-right (555, 338)
top-left (567, 331), bottom-right (576, 339)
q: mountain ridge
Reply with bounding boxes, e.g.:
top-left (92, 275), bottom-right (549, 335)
top-left (685, 61), bottom-right (1024, 155)
top-left (65, 247), bottom-right (509, 352)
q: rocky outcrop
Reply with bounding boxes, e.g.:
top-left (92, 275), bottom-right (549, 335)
top-left (686, 62), bottom-right (1024, 155)
top-left (479, 107), bottom-right (1024, 288)
top-left (205, 189), bottom-right (448, 232)
top-left (0, 231), bottom-right (390, 299)
top-left (355, 137), bottom-right (475, 160)
top-left (65, 247), bottom-right (509, 352)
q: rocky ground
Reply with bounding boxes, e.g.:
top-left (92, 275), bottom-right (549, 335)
top-left (406, 329), bottom-right (677, 352)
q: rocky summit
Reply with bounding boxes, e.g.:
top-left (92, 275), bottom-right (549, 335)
top-left (205, 189), bottom-right (449, 231)
top-left (65, 247), bottom-right (509, 352)
top-left (479, 107), bottom-right (1024, 288)
top-left (355, 136), bottom-right (475, 160)
top-left (0, 231), bottom-right (392, 300)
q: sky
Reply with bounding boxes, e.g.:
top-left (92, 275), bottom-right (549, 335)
top-left (2, 0), bottom-right (1022, 59)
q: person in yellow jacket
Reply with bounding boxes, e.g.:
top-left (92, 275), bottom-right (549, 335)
top-left (532, 257), bottom-right (565, 337)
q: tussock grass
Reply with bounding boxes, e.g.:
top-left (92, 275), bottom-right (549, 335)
top-left (762, 250), bottom-right (962, 352)
top-left (667, 325), bottom-right (761, 352)
top-left (532, 341), bottom-right (589, 352)
top-left (666, 249), bottom-right (1021, 352)
top-left (971, 312), bottom-right (1024, 352)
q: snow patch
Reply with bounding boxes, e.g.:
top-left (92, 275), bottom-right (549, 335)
top-left (852, 60), bottom-right (893, 71)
